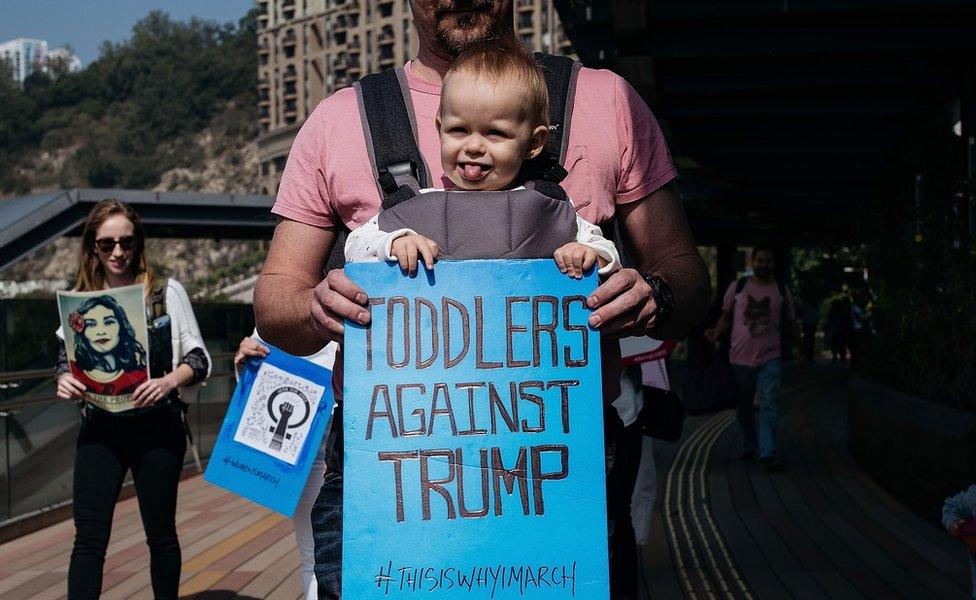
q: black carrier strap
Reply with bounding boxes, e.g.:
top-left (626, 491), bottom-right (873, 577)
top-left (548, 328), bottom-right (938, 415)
top-left (534, 53), bottom-right (580, 166)
top-left (356, 67), bottom-right (432, 204)
top-left (520, 54), bottom-right (581, 184)
top-left (325, 67), bottom-right (433, 273)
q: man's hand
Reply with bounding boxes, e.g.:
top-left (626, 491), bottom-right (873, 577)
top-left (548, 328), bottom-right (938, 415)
top-left (704, 328), bottom-right (719, 345)
top-left (390, 234), bottom-right (439, 276)
top-left (310, 268), bottom-right (371, 343)
top-left (586, 268), bottom-right (657, 338)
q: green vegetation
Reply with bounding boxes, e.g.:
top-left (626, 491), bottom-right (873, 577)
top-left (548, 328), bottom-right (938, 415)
top-left (857, 118), bottom-right (975, 412)
top-left (0, 9), bottom-right (259, 194)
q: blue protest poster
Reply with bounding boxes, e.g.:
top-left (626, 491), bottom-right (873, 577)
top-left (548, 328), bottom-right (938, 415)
top-left (343, 259), bottom-right (609, 599)
top-left (205, 345), bottom-right (334, 517)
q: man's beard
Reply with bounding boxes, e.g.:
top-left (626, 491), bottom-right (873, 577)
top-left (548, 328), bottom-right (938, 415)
top-left (432, 0), bottom-right (502, 55)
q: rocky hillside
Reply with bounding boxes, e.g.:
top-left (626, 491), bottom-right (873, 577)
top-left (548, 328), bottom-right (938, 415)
top-left (0, 10), bottom-right (270, 300)
top-left (3, 116), bottom-right (267, 300)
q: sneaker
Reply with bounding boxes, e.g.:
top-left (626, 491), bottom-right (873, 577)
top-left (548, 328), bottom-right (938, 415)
top-left (738, 451), bottom-right (755, 463)
top-left (760, 456), bottom-right (784, 472)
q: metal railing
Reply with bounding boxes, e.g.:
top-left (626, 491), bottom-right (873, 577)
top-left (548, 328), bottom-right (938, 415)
top-left (0, 297), bottom-right (255, 526)
top-left (0, 353), bottom-right (239, 526)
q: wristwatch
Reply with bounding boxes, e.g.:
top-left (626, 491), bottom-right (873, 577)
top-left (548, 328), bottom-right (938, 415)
top-left (643, 273), bottom-right (674, 331)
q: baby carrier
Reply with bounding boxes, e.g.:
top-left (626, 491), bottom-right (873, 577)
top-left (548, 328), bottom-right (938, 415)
top-left (324, 54), bottom-right (595, 269)
top-left (329, 56), bottom-right (625, 404)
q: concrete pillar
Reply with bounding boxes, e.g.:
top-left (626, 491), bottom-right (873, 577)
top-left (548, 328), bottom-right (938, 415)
top-left (961, 71), bottom-right (975, 237)
top-left (716, 242), bottom-right (737, 302)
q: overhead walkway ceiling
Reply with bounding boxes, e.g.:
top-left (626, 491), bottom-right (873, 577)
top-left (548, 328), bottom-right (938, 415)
top-left (0, 189), bottom-right (275, 270)
top-left (556, 0), bottom-right (976, 244)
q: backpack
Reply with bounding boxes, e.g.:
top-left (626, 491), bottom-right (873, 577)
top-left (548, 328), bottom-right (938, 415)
top-left (324, 54), bottom-right (585, 273)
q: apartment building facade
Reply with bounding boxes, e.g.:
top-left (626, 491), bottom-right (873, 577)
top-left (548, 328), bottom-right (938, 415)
top-left (256, 0), bottom-right (574, 195)
top-left (0, 38), bottom-right (48, 84)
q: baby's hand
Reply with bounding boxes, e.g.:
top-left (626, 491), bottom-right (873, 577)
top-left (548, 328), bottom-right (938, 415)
top-left (390, 234), bottom-right (439, 275)
top-left (554, 243), bottom-right (599, 279)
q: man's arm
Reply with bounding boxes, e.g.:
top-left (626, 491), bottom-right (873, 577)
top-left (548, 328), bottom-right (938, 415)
top-left (255, 218), bottom-right (370, 355)
top-left (587, 181), bottom-right (711, 339)
top-left (706, 311), bottom-right (732, 344)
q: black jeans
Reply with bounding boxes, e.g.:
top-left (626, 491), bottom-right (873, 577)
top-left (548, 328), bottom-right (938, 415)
top-left (312, 405), bottom-right (643, 600)
top-left (68, 407), bottom-right (186, 600)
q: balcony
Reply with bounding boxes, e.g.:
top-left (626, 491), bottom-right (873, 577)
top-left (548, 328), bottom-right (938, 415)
top-left (348, 36), bottom-right (360, 49)
top-left (283, 64), bottom-right (297, 79)
top-left (283, 81), bottom-right (297, 97)
top-left (283, 30), bottom-right (297, 46)
top-left (378, 1), bottom-right (394, 18)
top-left (284, 100), bottom-right (297, 114)
top-left (379, 25), bottom-right (394, 43)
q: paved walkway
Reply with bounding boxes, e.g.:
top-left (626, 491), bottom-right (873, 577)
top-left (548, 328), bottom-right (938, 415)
top-left (0, 365), bottom-right (971, 599)
top-left (643, 364), bottom-right (972, 599)
top-left (0, 475), bottom-right (305, 600)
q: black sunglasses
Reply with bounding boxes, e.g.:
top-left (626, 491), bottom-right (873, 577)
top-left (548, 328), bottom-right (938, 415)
top-left (94, 236), bottom-right (137, 253)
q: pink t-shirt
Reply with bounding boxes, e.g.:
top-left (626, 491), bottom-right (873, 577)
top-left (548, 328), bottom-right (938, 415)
top-left (272, 61), bottom-right (677, 229)
top-left (722, 278), bottom-right (796, 368)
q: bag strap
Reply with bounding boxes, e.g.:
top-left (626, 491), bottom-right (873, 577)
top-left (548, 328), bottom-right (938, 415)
top-left (149, 276), bottom-right (169, 321)
top-left (729, 276), bottom-right (749, 316)
top-left (355, 67), bottom-right (431, 206)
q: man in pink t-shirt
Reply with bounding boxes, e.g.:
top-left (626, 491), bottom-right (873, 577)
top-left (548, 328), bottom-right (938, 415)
top-left (707, 247), bottom-right (803, 471)
top-left (255, 2), bottom-right (710, 598)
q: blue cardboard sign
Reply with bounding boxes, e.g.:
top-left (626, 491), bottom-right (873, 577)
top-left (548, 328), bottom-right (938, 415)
top-left (205, 345), bottom-right (334, 517)
top-left (343, 260), bottom-right (609, 599)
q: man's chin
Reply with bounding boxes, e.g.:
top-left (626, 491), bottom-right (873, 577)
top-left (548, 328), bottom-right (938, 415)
top-left (436, 18), bottom-right (496, 53)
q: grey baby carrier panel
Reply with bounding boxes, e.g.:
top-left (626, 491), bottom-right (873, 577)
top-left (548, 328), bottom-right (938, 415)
top-left (377, 187), bottom-right (579, 260)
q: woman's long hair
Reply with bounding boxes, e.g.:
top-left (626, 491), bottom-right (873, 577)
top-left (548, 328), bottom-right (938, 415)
top-left (72, 294), bottom-right (148, 373)
top-left (74, 198), bottom-right (154, 295)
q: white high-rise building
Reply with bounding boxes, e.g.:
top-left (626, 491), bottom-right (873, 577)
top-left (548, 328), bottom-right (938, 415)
top-left (0, 38), bottom-right (48, 83)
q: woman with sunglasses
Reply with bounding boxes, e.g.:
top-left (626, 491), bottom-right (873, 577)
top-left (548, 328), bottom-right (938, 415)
top-left (54, 198), bottom-right (210, 600)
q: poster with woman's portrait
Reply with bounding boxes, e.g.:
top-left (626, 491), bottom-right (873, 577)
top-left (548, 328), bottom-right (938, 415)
top-left (57, 284), bottom-right (150, 412)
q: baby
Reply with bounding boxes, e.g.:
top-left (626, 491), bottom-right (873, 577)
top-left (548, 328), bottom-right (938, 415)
top-left (345, 38), bottom-right (619, 278)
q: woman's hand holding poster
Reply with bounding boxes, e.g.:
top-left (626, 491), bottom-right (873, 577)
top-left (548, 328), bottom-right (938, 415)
top-left (57, 283), bottom-right (149, 412)
top-left (342, 259), bottom-right (610, 599)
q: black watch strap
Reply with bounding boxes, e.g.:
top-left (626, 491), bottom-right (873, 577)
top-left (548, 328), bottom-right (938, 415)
top-left (643, 273), bottom-right (674, 330)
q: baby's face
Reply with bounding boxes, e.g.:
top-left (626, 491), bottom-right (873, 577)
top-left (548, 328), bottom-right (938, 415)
top-left (438, 71), bottom-right (546, 191)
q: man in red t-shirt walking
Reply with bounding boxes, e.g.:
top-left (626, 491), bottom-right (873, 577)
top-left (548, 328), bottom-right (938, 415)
top-left (707, 247), bottom-right (804, 471)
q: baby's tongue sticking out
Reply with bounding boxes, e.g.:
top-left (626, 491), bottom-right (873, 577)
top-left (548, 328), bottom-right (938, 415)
top-left (462, 163), bottom-right (488, 181)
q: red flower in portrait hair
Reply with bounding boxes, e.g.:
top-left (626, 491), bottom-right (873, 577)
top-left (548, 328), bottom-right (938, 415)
top-left (68, 311), bottom-right (85, 333)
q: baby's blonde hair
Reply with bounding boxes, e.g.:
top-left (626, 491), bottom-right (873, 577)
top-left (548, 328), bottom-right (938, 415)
top-left (441, 35), bottom-right (549, 130)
